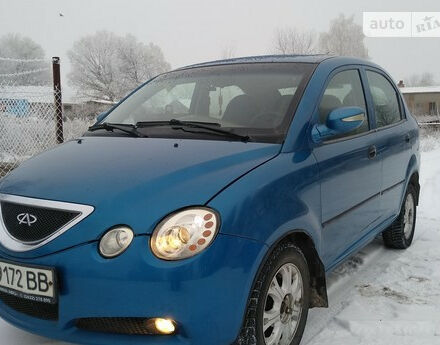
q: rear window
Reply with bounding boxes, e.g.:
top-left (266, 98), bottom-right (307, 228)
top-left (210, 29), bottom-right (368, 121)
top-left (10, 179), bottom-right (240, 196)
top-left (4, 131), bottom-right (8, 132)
top-left (366, 71), bottom-right (403, 127)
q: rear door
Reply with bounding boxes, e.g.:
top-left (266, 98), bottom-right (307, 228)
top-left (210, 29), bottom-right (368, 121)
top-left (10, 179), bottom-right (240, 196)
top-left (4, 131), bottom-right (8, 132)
top-left (312, 67), bottom-right (382, 267)
top-left (364, 69), bottom-right (411, 219)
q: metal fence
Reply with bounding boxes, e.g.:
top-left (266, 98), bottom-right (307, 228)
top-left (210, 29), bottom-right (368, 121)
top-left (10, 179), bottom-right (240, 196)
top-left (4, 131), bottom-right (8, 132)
top-left (416, 114), bottom-right (440, 137)
top-left (0, 57), bottom-right (94, 178)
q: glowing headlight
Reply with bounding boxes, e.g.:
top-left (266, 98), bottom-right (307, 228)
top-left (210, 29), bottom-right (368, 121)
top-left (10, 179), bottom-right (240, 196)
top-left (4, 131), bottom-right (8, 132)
top-left (99, 227), bottom-right (134, 258)
top-left (151, 207), bottom-right (220, 260)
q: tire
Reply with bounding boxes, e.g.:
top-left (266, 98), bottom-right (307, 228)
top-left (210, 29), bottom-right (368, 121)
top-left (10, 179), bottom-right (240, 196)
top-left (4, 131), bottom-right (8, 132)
top-left (235, 242), bottom-right (310, 345)
top-left (383, 184), bottom-right (417, 249)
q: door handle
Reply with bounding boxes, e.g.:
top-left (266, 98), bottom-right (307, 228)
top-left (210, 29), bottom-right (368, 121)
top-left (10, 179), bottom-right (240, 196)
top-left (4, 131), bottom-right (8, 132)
top-left (405, 134), bottom-right (410, 143)
top-left (368, 145), bottom-right (377, 159)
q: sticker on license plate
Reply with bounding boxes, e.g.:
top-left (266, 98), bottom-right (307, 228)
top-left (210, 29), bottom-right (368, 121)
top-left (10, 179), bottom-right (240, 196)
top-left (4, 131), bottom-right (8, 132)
top-left (0, 260), bottom-right (57, 304)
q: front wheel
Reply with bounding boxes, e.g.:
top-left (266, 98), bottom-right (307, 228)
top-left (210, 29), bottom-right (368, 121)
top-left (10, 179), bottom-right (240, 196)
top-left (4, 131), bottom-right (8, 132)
top-left (383, 184), bottom-right (417, 249)
top-left (236, 242), bottom-right (310, 345)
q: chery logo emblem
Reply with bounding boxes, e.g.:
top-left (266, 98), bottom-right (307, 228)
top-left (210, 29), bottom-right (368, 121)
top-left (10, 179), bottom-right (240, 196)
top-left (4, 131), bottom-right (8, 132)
top-left (17, 213), bottom-right (37, 226)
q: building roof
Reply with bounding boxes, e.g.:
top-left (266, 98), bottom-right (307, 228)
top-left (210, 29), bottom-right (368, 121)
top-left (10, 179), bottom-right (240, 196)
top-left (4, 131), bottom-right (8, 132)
top-left (400, 86), bottom-right (440, 94)
top-left (89, 99), bottom-right (118, 105)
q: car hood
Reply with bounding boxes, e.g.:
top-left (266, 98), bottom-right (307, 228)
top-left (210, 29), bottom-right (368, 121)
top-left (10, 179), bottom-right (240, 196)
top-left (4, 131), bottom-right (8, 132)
top-left (0, 137), bottom-right (280, 256)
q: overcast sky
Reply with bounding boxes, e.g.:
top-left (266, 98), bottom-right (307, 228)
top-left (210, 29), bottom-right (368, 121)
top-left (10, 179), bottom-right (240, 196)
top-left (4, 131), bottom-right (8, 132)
top-left (1, 0), bottom-right (439, 94)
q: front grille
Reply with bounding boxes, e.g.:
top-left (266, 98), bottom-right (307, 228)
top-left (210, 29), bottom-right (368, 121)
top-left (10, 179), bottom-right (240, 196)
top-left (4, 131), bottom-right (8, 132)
top-left (0, 290), bottom-right (58, 320)
top-left (0, 201), bottom-right (80, 243)
top-left (76, 317), bottom-right (155, 335)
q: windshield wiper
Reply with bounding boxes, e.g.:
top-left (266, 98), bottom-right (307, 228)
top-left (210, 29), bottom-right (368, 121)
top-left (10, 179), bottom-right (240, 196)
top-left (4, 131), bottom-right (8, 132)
top-left (136, 120), bottom-right (222, 127)
top-left (88, 123), bottom-right (147, 138)
top-left (136, 119), bottom-right (250, 142)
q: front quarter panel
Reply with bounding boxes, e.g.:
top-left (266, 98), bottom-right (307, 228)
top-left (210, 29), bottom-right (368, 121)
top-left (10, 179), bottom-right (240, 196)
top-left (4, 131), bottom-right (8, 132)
top-left (208, 150), bottom-right (321, 254)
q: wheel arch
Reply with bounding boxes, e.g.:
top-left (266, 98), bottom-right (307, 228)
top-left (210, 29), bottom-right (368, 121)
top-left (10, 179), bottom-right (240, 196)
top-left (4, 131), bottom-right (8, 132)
top-left (231, 229), bottom-right (328, 345)
top-left (258, 229), bottom-right (328, 309)
top-left (408, 171), bottom-right (420, 205)
top-left (282, 230), bottom-right (328, 308)
top-left (404, 153), bottom-right (420, 206)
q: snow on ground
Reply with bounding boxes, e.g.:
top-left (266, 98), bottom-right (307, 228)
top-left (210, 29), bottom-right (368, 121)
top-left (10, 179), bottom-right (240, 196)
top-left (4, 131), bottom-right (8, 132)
top-left (0, 141), bottom-right (439, 345)
top-left (303, 143), bottom-right (440, 345)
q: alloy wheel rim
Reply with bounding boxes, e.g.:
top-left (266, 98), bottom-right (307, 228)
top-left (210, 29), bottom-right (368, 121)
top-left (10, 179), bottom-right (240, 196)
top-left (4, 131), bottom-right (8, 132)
top-left (263, 263), bottom-right (303, 345)
top-left (403, 193), bottom-right (415, 239)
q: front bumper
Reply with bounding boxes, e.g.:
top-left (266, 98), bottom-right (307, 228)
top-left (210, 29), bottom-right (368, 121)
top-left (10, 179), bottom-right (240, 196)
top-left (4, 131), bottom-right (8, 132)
top-left (0, 234), bottom-right (266, 345)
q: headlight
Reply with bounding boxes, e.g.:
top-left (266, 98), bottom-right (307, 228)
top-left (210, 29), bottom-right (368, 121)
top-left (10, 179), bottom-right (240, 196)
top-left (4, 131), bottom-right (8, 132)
top-left (151, 207), bottom-right (220, 260)
top-left (99, 226), bottom-right (134, 258)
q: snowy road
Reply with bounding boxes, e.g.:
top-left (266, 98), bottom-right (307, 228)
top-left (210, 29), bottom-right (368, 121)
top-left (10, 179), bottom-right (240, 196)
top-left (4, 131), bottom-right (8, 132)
top-left (0, 145), bottom-right (439, 345)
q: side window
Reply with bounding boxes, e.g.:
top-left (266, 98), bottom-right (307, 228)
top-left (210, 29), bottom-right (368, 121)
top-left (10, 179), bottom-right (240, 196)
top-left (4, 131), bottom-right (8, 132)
top-left (366, 71), bottom-right (402, 127)
top-left (208, 85), bottom-right (244, 119)
top-left (319, 69), bottom-right (369, 137)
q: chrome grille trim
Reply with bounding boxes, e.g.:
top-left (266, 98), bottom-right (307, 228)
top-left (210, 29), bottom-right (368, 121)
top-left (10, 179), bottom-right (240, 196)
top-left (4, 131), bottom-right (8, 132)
top-left (0, 193), bottom-right (94, 252)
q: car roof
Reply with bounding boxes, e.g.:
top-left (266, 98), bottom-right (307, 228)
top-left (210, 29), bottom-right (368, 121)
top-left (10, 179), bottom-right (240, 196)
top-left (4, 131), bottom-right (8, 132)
top-left (175, 55), bottom-right (379, 71)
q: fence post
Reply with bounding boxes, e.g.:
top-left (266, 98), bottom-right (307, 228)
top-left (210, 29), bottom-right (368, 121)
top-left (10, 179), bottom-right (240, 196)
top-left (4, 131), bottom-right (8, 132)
top-left (52, 57), bottom-right (64, 144)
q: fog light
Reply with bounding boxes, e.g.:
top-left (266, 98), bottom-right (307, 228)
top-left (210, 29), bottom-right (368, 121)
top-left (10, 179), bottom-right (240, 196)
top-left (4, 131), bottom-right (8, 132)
top-left (152, 318), bottom-right (176, 335)
top-left (99, 226), bottom-right (134, 258)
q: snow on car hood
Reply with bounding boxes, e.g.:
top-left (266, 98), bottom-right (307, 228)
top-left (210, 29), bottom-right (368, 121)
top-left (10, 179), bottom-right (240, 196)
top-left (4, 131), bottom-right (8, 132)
top-left (0, 137), bottom-right (280, 252)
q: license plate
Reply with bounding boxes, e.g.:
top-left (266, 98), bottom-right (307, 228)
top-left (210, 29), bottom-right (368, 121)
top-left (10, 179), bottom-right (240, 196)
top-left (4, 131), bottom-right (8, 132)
top-left (0, 259), bottom-right (57, 304)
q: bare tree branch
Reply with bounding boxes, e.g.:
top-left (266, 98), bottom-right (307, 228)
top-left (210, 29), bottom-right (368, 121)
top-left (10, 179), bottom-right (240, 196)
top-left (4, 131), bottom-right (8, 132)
top-left (220, 45), bottom-right (237, 59)
top-left (406, 72), bottom-right (436, 87)
top-left (274, 28), bottom-right (318, 55)
top-left (67, 31), bottom-right (171, 102)
top-left (318, 14), bottom-right (369, 58)
top-left (0, 33), bottom-right (50, 85)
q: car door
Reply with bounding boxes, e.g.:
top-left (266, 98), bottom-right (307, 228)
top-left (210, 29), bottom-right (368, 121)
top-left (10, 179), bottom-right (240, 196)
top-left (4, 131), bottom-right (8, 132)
top-left (365, 69), bottom-right (411, 219)
top-left (312, 68), bottom-right (382, 267)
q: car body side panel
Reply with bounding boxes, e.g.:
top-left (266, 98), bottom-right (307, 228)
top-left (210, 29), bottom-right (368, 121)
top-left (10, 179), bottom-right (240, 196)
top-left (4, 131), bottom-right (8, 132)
top-left (375, 121), bottom-right (412, 218)
top-left (312, 133), bottom-right (382, 267)
top-left (208, 150), bottom-right (323, 256)
top-left (0, 57), bottom-right (422, 345)
top-left (399, 102), bottom-right (421, 208)
top-left (227, 57), bottom-right (420, 273)
top-left (305, 65), bottom-right (382, 267)
top-left (361, 66), bottom-right (413, 220)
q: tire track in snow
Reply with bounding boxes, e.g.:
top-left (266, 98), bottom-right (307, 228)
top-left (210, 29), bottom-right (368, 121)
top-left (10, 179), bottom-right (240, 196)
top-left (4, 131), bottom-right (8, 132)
top-left (302, 240), bottom-right (394, 344)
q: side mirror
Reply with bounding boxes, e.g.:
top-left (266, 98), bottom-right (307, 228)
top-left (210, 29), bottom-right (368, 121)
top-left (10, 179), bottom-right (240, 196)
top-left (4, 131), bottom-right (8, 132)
top-left (312, 106), bottom-right (366, 143)
top-left (95, 111), bottom-right (108, 124)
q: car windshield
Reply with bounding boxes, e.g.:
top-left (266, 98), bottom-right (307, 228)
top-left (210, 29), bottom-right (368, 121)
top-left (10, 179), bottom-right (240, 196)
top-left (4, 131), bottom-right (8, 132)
top-left (101, 63), bottom-right (315, 143)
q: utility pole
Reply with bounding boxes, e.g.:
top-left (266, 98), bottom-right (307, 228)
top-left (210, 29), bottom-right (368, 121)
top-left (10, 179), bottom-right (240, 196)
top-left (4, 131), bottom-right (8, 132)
top-left (52, 57), bottom-right (63, 143)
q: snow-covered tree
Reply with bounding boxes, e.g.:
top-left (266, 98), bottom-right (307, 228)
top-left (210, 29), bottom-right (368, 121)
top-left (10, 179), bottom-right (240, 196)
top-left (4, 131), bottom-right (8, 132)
top-left (319, 14), bottom-right (369, 58)
top-left (406, 72), bottom-right (436, 87)
top-left (0, 33), bottom-right (51, 85)
top-left (68, 31), bottom-right (171, 102)
top-left (274, 28), bottom-right (318, 55)
top-left (220, 45), bottom-right (237, 59)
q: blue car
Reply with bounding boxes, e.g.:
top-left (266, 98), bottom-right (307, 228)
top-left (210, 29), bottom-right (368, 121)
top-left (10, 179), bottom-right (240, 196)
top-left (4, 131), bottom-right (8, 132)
top-left (0, 55), bottom-right (420, 345)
